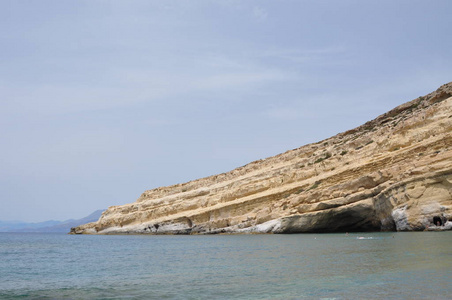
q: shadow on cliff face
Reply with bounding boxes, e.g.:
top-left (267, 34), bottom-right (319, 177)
top-left (432, 216), bottom-right (443, 226)
top-left (276, 201), bottom-right (382, 233)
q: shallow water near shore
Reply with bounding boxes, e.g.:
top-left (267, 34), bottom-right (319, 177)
top-left (0, 232), bottom-right (450, 299)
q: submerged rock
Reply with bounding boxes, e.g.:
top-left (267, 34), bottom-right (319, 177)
top-left (71, 82), bottom-right (452, 234)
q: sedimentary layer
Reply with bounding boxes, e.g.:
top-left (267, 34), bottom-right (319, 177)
top-left (71, 82), bottom-right (452, 234)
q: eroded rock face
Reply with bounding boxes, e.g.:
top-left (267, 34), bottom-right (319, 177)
top-left (71, 82), bottom-right (452, 234)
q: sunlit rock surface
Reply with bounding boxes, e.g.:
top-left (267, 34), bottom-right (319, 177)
top-left (71, 82), bottom-right (452, 234)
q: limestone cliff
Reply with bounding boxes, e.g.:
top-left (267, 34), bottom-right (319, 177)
top-left (71, 82), bottom-right (452, 234)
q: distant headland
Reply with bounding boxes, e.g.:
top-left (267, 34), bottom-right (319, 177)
top-left (1, 210), bottom-right (104, 233)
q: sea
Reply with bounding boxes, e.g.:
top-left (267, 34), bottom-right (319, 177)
top-left (0, 232), bottom-right (450, 299)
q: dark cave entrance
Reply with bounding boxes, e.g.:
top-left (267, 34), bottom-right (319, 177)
top-left (433, 216), bottom-right (443, 226)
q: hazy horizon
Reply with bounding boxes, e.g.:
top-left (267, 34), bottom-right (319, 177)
top-left (1, 0), bottom-right (451, 222)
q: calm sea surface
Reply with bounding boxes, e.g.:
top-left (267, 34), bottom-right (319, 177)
top-left (0, 232), bottom-right (450, 299)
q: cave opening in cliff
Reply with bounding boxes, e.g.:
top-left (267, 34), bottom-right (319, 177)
top-left (433, 216), bottom-right (443, 226)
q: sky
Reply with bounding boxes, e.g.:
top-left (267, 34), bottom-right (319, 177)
top-left (1, 0), bottom-right (451, 222)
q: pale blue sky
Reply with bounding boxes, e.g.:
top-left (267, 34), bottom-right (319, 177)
top-left (1, 0), bottom-right (451, 222)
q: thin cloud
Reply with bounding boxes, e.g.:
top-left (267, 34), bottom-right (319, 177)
top-left (252, 6), bottom-right (268, 21)
top-left (262, 107), bottom-right (302, 121)
top-left (261, 46), bottom-right (349, 65)
top-left (191, 69), bottom-right (288, 91)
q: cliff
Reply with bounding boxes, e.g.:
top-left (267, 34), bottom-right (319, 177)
top-left (71, 82), bottom-right (452, 234)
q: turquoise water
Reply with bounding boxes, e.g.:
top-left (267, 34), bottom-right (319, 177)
top-left (0, 232), bottom-right (450, 299)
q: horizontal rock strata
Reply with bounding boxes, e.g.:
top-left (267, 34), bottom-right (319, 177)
top-left (72, 82), bottom-right (452, 234)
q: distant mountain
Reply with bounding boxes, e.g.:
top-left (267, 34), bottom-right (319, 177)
top-left (0, 209), bottom-right (104, 233)
top-left (0, 220), bottom-right (61, 232)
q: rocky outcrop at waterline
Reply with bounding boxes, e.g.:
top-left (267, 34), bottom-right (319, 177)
top-left (71, 82), bottom-right (452, 234)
